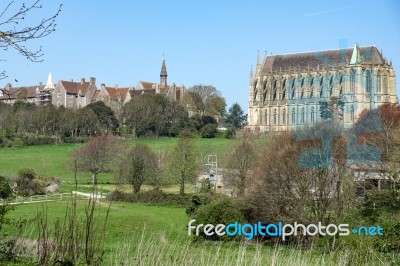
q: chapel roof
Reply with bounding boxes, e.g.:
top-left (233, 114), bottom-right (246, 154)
top-left (261, 46), bottom-right (385, 73)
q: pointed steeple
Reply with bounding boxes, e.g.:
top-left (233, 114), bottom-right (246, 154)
top-left (255, 50), bottom-right (262, 74)
top-left (44, 72), bottom-right (54, 90)
top-left (160, 57), bottom-right (167, 87)
top-left (350, 43), bottom-right (361, 65)
top-left (250, 65), bottom-right (254, 77)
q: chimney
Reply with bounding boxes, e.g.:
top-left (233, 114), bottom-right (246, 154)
top-left (39, 81), bottom-right (43, 87)
top-left (115, 84), bottom-right (118, 89)
top-left (90, 77), bottom-right (96, 86)
top-left (70, 79), bottom-right (73, 82)
top-left (81, 78), bottom-right (85, 84)
top-left (101, 83), bottom-right (105, 89)
top-left (5, 83), bottom-right (11, 90)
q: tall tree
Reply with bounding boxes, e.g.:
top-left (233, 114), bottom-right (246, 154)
top-left (117, 143), bottom-right (158, 193)
top-left (70, 135), bottom-right (120, 184)
top-left (225, 103), bottom-right (246, 130)
top-left (167, 130), bottom-right (200, 195)
top-left (0, 0), bottom-right (62, 80)
top-left (224, 134), bottom-right (257, 196)
top-left (85, 101), bottom-right (119, 134)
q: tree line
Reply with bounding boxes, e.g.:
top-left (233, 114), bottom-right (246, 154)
top-left (0, 85), bottom-right (246, 146)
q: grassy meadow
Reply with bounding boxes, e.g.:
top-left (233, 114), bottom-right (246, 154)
top-left (0, 137), bottom-right (233, 192)
top-left (0, 137), bottom-right (397, 265)
top-left (3, 199), bottom-right (395, 265)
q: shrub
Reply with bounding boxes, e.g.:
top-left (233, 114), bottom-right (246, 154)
top-left (108, 189), bottom-right (193, 207)
top-left (0, 176), bottom-right (12, 199)
top-left (200, 123), bottom-right (217, 138)
top-left (16, 168), bottom-right (46, 197)
top-left (189, 196), bottom-right (244, 240)
top-left (224, 127), bottom-right (235, 139)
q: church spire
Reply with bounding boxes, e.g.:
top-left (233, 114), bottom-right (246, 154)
top-left (350, 42), bottom-right (361, 65)
top-left (44, 72), bottom-right (54, 90)
top-left (255, 50), bottom-right (261, 74)
top-left (160, 57), bottom-right (167, 87)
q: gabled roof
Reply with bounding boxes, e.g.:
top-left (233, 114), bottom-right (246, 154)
top-left (60, 80), bottom-right (91, 95)
top-left (104, 86), bottom-right (130, 100)
top-left (92, 90), bottom-right (100, 101)
top-left (0, 85), bottom-right (44, 100)
top-left (137, 81), bottom-right (156, 90)
top-left (261, 46), bottom-right (385, 73)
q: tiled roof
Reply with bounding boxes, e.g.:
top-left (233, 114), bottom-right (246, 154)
top-left (60, 80), bottom-right (91, 95)
top-left (105, 86), bottom-right (130, 99)
top-left (0, 85), bottom-right (44, 100)
top-left (138, 81), bottom-right (156, 90)
top-left (129, 89), bottom-right (156, 97)
top-left (261, 46), bottom-right (385, 73)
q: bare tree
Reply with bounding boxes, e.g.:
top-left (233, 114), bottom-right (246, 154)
top-left (246, 122), bottom-right (356, 231)
top-left (224, 133), bottom-right (257, 196)
top-left (0, 0), bottom-right (62, 80)
top-left (70, 135), bottom-right (120, 184)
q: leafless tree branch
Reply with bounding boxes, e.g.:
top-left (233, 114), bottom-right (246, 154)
top-left (0, 0), bottom-right (62, 80)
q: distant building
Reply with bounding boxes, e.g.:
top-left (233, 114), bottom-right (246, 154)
top-left (0, 73), bottom-right (55, 105)
top-left (131, 59), bottom-right (187, 102)
top-left (93, 84), bottom-right (132, 118)
top-left (1, 59), bottom-right (187, 111)
top-left (247, 44), bottom-right (398, 132)
top-left (52, 77), bottom-right (97, 109)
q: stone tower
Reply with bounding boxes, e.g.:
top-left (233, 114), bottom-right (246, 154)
top-left (160, 58), bottom-right (167, 88)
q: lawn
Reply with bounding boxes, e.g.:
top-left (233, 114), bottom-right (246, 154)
top-left (2, 200), bottom-right (394, 265)
top-left (0, 137), bottom-right (233, 192)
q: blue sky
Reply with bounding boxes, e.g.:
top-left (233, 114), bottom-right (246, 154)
top-left (3, 0), bottom-right (399, 112)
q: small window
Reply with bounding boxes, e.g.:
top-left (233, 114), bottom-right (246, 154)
top-left (57, 92), bottom-right (61, 98)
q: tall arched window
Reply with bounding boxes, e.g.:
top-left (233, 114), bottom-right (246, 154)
top-left (281, 79), bottom-right (286, 100)
top-left (272, 80), bottom-right (277, 100)
top-left (264, 110), bottom-right (268, 125)
top-left (351, 105), bottom-right (355, 122)
top-left (319, 77), bottom-right (324, 97)
top-left (273, 109), bottom-right (277, 125)
top-left (292, 109), bottom-right (296, 125)
top-left (311, 107), bottom-right (315, 123)
top-left (382, 71), bottom-right (388, 94)
top-left (301, 108), bottom-right (305, 124)
top-left (377, 71), bottom-right (382, 93)
top-left (366, 70), bottom-right (372, 93)
top-left (350, 70), bottom-right (356, 93)
top-left (282, 109), bottom-right (286, 124)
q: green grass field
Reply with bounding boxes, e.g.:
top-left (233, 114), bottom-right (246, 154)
top-left (3, 200), bottom-right (394, 265)
top-left (0, 137), bottom-right (233, 192)
top-left (1, 137), bottom-right (396, 265)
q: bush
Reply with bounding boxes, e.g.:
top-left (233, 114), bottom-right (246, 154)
top-left (0, 176), bottom-right (12, 199)
top-left (200, 123), bottom-right (217, 138)
top-left (108, 189), bottom-right (193, 207)
top-left (16, 168), bottom-right (46, 197)
top-left (189, 196), bottom-right (244, 240)
top-left (20, 135), bottom-right (59, 146)
top-left (224, 127), bottom-right (235, 139)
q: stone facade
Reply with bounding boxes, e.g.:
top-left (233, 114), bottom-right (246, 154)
top-left (0, 73), bottom-right (55, 105)
top-left (52, 77), bottom-right (97, 109)
top-left (247, 44), bottom-right (398, 132)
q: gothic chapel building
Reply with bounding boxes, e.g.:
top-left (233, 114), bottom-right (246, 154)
top-left (247, 44), bottom-right (398, 132)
